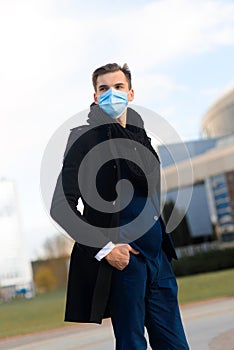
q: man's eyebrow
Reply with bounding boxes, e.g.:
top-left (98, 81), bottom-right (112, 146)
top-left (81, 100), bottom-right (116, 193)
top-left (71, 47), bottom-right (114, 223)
top-left (98, 84), bottom-right (109, 89)
top-left (98, 82), bottom-right (126, 90)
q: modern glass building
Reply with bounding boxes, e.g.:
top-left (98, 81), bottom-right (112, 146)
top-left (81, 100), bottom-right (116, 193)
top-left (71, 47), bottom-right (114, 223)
top-left (158, 86), bottom-right (234, 243)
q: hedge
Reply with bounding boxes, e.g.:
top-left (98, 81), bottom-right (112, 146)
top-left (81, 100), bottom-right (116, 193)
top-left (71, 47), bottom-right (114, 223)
top-left (172, 247), bottom-right (234, 277)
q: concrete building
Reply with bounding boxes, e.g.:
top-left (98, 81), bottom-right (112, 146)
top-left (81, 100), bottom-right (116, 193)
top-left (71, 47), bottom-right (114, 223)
top-left (201, 86), bottom-right (234, 138)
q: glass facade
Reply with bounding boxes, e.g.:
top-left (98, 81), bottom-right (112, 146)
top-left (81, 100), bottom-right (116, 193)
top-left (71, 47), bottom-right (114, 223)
top-left (210, 173), bottom-right (234, 238)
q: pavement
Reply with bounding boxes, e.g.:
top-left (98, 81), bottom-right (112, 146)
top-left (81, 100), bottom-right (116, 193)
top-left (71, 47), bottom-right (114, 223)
top-left (181, 296), bottom-right (234, 349)
top-left (210, 328), bottom-right (234, 350)
top-left (0, 296), bottom-right (234, 349)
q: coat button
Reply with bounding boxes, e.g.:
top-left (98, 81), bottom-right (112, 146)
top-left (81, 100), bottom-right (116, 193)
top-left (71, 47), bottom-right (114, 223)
top-left (113, 165), bottom-right (116, 168)
top-left (134, 147), bottom-right (137, 151)
top-left (113, 200), bottom-right (116, 205)
top-left (153, 215), bottom-right (158, 221)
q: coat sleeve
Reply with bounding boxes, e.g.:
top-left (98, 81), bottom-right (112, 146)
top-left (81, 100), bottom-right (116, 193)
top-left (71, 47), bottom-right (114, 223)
top-left (150, 189), bottom-right (178, 261)
top-left (50, 128), bottom-right (111, 258)
top-left (144, 134), bottom-right (178, 261)
top-left (159, 216), bottom-right (178, 261)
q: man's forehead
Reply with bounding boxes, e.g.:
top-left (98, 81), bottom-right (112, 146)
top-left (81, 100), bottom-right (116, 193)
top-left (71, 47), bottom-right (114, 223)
top-left (96, 70), bottom-right (128, 86)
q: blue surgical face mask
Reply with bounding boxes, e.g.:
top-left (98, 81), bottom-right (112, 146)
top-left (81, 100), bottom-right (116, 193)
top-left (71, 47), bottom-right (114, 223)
top-left (98, 87), bottom-right (129, 119)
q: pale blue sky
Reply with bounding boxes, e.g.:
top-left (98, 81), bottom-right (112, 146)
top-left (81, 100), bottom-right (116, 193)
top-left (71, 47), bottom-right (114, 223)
top-left (0, 0), bottom-right (234, 259)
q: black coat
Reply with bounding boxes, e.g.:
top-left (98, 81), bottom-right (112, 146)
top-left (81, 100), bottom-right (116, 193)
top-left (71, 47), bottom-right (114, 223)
top-left (50, 106), bottom-right (177, 324)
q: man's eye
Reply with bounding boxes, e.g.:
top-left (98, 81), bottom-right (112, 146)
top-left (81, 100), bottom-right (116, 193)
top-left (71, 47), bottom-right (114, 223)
top-left (99, 87), bottom-right (108, 92)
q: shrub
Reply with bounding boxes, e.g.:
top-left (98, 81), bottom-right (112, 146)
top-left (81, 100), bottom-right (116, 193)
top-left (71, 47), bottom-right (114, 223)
top-left (34, 266), bottom-right (57, 292)
top-left (173, 247), bottom-right (234, 276)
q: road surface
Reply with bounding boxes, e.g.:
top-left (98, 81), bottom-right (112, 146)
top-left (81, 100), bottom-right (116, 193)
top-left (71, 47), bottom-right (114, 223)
top-left (0, 296), bottom-right (233, 349)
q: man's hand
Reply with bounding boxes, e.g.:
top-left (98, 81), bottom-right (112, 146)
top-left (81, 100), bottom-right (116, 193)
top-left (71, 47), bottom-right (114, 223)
top-left (105, 244), bottom-right (139, 270)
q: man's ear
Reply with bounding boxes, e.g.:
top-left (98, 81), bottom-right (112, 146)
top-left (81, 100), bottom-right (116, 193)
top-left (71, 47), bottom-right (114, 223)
top-left (94, 93), bottom-right (98, 104)
top-left (128, 89), bottom-right (134, 102)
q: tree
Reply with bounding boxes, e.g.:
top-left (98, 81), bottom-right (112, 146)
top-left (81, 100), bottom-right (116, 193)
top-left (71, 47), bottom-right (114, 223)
top-left (34, 266), bottom-right (56, 292)
top-left (42, 233), bottom-right (73, 259)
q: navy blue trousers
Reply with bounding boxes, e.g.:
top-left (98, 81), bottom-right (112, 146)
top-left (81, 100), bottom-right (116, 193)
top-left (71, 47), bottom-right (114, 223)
top-left (109, 249), bottom-right (190, 350)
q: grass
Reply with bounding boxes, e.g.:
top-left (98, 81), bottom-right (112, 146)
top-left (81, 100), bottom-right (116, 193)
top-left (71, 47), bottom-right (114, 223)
top-left (0, 289), bottom-right (67, 338)
top-left (177, 268), bottom-right (234, 304)
top-left (0, 268), bottom-right (234, 338)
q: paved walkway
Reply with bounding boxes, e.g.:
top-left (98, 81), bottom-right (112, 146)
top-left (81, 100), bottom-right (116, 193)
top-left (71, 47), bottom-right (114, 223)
top-left (0, 296), bottom-right (234, 349)
top-left (181, 296), bottom-right (234, 349)
top-left (209, 327), bottom-right (234, 350)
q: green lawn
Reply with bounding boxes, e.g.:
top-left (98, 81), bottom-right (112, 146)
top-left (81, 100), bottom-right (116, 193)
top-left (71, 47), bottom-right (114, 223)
top-left (177, 268), bottom-right (234, 304)
top-left (0, 289), bottom-right (67, 338)
top-left (0, 268), bottom-right (234, 338)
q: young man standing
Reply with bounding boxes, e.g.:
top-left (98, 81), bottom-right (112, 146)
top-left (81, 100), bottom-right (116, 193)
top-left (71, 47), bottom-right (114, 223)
top-left (50, 63), bottom-right (190, 349)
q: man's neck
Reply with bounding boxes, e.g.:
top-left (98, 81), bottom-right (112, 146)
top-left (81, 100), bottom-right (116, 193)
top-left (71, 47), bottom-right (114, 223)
top-left (117, 111), bottom-right (127, 128)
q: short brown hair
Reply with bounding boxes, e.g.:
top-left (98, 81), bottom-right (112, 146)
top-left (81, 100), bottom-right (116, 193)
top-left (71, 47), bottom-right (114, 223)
top-left (92, 63), bottom-right (132, 91)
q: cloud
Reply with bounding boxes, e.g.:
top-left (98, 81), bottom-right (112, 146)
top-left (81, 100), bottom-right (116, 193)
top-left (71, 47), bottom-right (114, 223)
top-left (111, 0), bottom-right (234, 69)
top-left (2, 0), bottom-right (234, 82)
top-left (1, 0), bottom-right (233, 163)
top-left (133, 73), bottom-right (188, 108)
top-left (201, 82), bottom-right (234, 99)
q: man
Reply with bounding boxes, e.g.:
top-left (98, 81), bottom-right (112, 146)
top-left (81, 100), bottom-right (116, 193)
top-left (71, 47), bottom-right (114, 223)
top-left (50, 63), bottom-right (189, 349)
